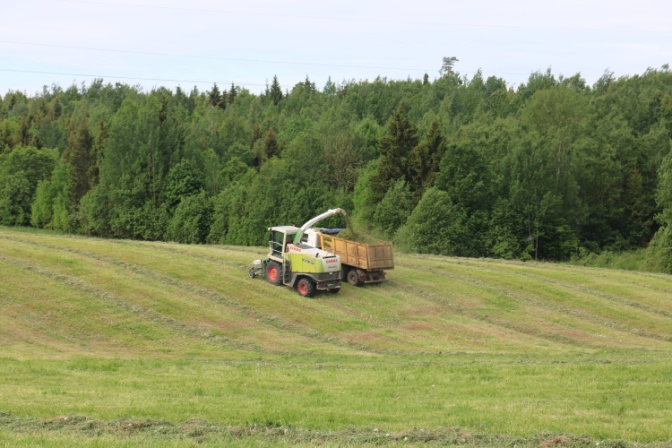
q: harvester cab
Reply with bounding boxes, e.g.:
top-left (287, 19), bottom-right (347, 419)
top-left (249, 209), bottom-right (346, 297)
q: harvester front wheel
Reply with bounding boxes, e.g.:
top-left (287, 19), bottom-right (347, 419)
top-left (346, 269), bottom-right (362, 287)
top-left (265, 261), bottom-right (283, 286)
top-left (297, 278), bottom-right (315, 298)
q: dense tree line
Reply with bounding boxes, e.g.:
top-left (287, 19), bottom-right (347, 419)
top-left (1, 66), bottom-right (671, 271)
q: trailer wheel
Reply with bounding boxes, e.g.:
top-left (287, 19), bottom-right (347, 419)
top-left (346, 269), bottom-right (362, 287)
top-left (265, 261), bottom-right (283, 286)
top-left (297, 278), bottom-right (315, 298)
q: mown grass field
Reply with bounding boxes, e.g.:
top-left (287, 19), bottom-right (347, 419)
top-left (1, 226), bottom-right (672, 447)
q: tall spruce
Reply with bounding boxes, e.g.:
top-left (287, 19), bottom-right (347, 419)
top-left (63, 108), bottom-right (94, 201)
top-left (269, 75), bottom-right (283, 106)
top-left (228, 83), bottom-right (237, 104)
top-left (262, 128), bottom-right (280, 163)
top-left (371, 105), bottom-right (418, 202)
top-left (208, 83), bottom-right (225, 110)
top-left (410, 120), bottom-right (445, 200)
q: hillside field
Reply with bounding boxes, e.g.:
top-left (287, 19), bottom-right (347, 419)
top-left (1, 226), bottom-right (672, 447)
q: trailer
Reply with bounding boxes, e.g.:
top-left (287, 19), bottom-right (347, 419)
top-left (307, 230), bottom-right (394, 286)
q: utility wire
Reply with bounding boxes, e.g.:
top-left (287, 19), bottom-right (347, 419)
top-left (0, 68), bottom-right (264, 88)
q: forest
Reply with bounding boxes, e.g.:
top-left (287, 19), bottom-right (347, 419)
top-left (1, 65), bottom-right (671, 272)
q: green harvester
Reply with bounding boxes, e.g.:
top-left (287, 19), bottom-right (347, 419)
top-left (249, 209), bottom-right (345, 297)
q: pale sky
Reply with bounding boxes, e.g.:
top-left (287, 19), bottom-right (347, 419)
top-left (1, 0), bottom-right (670, 96)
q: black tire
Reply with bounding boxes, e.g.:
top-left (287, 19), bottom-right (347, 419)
top-left (248, 268), bottom-right (256, 278)
top-left (265, 261), bottom-right (283, 286)
top-left (341, 267), bottom-right (349, 282)
top-left (297, 277), bottom-right (315, 298)
top-left (346, 269), bottom-right (362, 287)
top-left (327, 288), bottom-right (340, 294)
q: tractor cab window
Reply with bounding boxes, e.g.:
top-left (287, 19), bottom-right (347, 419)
top-left (269, 230), bottom-right (285, 257)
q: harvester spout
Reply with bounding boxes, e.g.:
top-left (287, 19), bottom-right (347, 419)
top-left (294, 208), bottom-right (346, 244)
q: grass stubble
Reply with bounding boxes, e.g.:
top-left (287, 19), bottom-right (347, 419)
top-left (1, 227), bottom-right (672, 447)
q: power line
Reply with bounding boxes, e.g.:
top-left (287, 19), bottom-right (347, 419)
top-left (0, 40), bottom-right (430, 73)
top-left (0, 68), bottom-right (264, 88)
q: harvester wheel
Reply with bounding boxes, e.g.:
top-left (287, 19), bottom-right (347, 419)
top-left (346, 269), bottom-right (362, 287)
top-left (248, 268), bottom-right (256, 278)
top-left (265, 261), bottom-right (283, 286)
top-left (297, 278), bottom-right (315, 298)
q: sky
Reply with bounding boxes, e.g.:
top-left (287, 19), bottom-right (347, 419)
top-left (1, 0), bottom-right (671, 96)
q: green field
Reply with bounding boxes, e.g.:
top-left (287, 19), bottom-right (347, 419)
top-left (1, 227), bottom-right (672, 447)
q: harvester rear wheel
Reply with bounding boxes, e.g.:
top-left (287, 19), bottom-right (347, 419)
top-left (265, 261), bottom-right (283, 286)
top-left (346, 269), bottom-right (362, 287)
top-left (297, 278), bottom-right (315, 298)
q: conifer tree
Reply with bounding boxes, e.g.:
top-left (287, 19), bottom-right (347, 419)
top-left (262, 128), bottom-right (280, 162)
top-left (270, 75), bottom-right (283, 106)
top-left (371, 105), bottom-right (418, 202)
top-left (63, 110), bottom-right (94, 201)
top-left (410, 120), bottom-right (445, 200)
top-left (228, 83), bottom-right (237, 104)
top-left (208, 83), bottom-right (225, 110)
